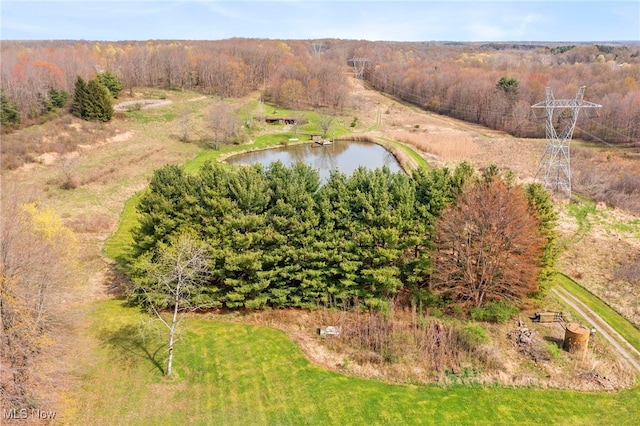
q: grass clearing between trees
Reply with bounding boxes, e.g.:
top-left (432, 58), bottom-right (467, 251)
top-left (65, 298), bottom-right (640, 425)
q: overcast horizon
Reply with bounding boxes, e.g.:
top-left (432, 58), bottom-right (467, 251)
top-left (1, 1), bottom-right (639, 43)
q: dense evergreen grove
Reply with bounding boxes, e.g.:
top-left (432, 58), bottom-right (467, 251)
top-left (70, 76), bottom-right (114, 122)
top-left (128, 161), bottom-right (556, 313)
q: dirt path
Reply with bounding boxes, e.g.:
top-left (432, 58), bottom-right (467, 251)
top-left (552, 286), bottom-right (640, 372)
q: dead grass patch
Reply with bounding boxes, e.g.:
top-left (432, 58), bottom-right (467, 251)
top-left (389, 130), bottom-right (477, 162)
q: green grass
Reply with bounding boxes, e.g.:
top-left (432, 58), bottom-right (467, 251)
top-left (103, 191), bottom-right (143, 261)
top-left (566, 199), bottom-right (600, 239)
top-left (379, 136), bottom-right (430, 170)
top-left (184, 132), bottom-right (304, 173)
top-left (611, 218), bottom-right (640, 236)
top-left (67, 299), bottom-right (640, 425)
top-left (125, 109), bottom-right (177, 124)
top-left (553, 273), bottom-right (640, 352)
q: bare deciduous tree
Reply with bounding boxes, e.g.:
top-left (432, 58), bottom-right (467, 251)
top-left (133, 234), bottom-right (210, 376)
top-left (319, 113), bottom-right (333, 138)
top-left (431, 179), bottom-right (544, 308)
top-left (178, 107), bottom-right (192, 142)
top-left (1, 190), bottom-right (78, 409)
top-left (209, 100), bottom-right (240, 149)
top-left (59, 152), bottom-right (78, 189)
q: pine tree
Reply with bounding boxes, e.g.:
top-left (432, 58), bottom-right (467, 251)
top-left (0, 90), bottom-right (21, 128)
top-left (97, 71), bottom-right (122, 98)
top-left (70, 76), bottom-right (88, 118)
top-left (48, 88), bottom-right (69, 109)
top-left (70, 76), bottom-right (114, 122)
top-left (86, 80), bottom-right (114, 121)
top-left (525, 183), bottom-right (559, 290)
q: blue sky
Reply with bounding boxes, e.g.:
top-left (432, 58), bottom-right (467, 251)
top-left (1, 1), bottom-right (639, 42)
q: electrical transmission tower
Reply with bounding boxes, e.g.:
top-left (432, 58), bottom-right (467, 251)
top-left (348, 57), bottom-right (369, 80)
top-left (531, 86), bottom-right (601, 198)
top-left (311, 42), bottom-right (325, 55)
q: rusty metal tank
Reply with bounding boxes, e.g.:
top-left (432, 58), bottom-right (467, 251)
top-left (563, 322), bottom-right (591, 353)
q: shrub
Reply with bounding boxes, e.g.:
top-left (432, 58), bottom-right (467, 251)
top-left (126, 103), bottom-right (143, 112)
top-left (546, 341), bottom-right (562, 359)
top-left (470, 301), bottom-right (518, 323)
top-left (458, 323), bottom-right (490, 350)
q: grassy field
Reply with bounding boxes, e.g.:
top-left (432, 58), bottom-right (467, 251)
top-left (64, 299), bottom-right (640, 425)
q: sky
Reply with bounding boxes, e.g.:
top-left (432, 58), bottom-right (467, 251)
top-left (1, 1), bottom-right (639, 42)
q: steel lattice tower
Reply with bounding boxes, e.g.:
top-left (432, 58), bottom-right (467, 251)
top-left (348, 57), bottom-right (369, 80)
top-left (532, 86), bottom-right (601, 197)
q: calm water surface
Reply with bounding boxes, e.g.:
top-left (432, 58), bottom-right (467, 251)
top-left (225, 140), bottom-right (402, 181)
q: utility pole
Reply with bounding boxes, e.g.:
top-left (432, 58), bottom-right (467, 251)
top-left (531, 86), bottom-right (601, 198)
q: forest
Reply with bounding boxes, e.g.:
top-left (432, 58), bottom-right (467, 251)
top-left (1, 39), bottom-right (639, 145)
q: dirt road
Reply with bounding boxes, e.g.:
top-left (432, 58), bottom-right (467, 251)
top-left (552, 285), bottom-right (640, 372)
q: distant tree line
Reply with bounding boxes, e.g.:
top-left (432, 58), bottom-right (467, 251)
top-left (360, 42), bottom-right (639, 144)
top-left (127, 162), bottom-right (557, 314)
top-left (1, 40), bottom-right (637, 143)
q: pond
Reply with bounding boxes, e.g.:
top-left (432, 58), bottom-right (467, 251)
top-left (225, 140), bottom-right (402, 181)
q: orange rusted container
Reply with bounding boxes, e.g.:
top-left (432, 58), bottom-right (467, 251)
top-left (563, 322), bottom-right (590, 353)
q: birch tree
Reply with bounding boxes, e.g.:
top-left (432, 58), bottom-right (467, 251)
top-left (132, 234), bottom-right (211, 376)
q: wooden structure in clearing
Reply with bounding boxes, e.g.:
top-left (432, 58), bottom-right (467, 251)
top-left (563, 322), bottom-right (591, 353)
top-left (265, 117), bottom-right (298, 125)
top-left (533, 312), bottom-right (563, 323)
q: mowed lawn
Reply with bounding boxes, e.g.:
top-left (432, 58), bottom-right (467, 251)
top-left (66, 299), bottom-right (640, 425)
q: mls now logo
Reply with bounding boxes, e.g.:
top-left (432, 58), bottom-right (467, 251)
top-left (4, 408), bottom-right (57, 420)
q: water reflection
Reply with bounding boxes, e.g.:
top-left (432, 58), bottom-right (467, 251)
top-left (226, 140), bottom-right (402, 182)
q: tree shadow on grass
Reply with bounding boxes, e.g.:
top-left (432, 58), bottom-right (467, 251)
top-left (99, 323), bottom-right (166, 375)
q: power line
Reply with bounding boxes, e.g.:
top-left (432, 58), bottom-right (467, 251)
top-left (532, 87), bottom-right (601, 198)
top-left (362, 69), bottom-right (636, 154)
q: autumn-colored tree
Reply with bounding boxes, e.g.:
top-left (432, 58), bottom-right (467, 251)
top-left (0, 194), bottom-right (78, 408)
top-left (431, 178), bottom-right (544, 308)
